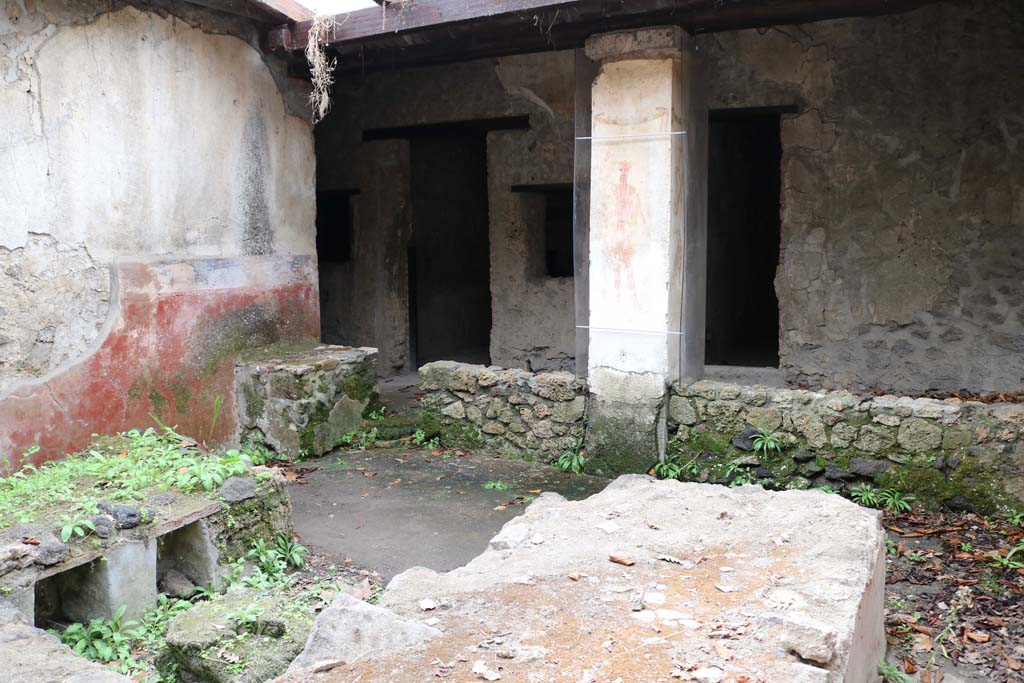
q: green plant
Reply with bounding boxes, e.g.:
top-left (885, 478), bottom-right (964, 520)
top-left (817, 485), bottom-right (838, 494)
top-left (849, 483), bottom-right (880, 508)
top-left (483, 481), bottom-right (509, 491)
top-left (907, 550), bottom-right (927, 563)
top-left (556, 438), bottom-right (586, 475)
top-left (59, 514), bottom-right (96, 543)
top-left (1001, 510), bottom-right (1024, 527)
top-left (879, 488), bottom-right (915, 514)
top-left (752, 428), bottom-right (782, 457)
top-left (885, 539), bottom-right (899, 557)
top-left (412, 429), bottom-right (440, 450)
top-left (368, 407), bottom-right (387, 421)
top-left (877, 659), bottom-right (907, 682)
top-left (275, 535), bottom-right (308, 568)
top-left (987, 541), bottom-right (1024, 571)
top-left (652, 458), bottom-right (682, 480)
top-left (231, 603), bottom-right (264, 631)
top-left (959, 542), bottom-right (973, 552)
top-left (248, 538), bottom-right (288, 578)
top-left (56, 605), bottom-right (143, 670)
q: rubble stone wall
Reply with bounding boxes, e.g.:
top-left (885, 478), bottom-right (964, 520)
top-left (235, 345), bottom-right (379, 458)
top-left (419, 361), bottom-right (586, 459)
top-left (670, 380), bottom-right (1024, 511)
top-left (701, 0), bottom-right (1024, 393)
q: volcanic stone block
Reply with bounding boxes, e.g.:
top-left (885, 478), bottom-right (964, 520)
top-left (235, 345), bottom-right (379, 457)
top-left (281, 477), bottom-right (886, 683)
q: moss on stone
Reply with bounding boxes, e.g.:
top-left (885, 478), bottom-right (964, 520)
top-left (242, 381), bottom-right (266, 423)
top-left (340, 370), bottom-right (381, 417)
top-left (439, 420), bottom-right (483, 451)
top-left (374, 410), bottom-right (426, 441)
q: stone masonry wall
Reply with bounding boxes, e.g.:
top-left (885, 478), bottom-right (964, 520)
top-left (670, 380), bottom-right (1024, 512)
top-left (419, 362), bottom-right (586, 459)
top-left (701, 0), bottom-right (1024, 393)
top-left (235, 345), bottom-right (379, 458)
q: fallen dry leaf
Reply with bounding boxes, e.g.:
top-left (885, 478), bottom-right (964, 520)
top-left (964, 629), bottom-right (989, 643)
top-left (363, 471), bottom-right (377, 478)
top-left (609, 554), bottom-right (635, 567)
top-left (19, 537), bottom-right (39, 546)
top-left (903, 655), bottom-right (917, 674)
top-left (646, 520), bottom-right (660, 530)
top-left (713, 642), bottom-right (733, 660)
top-left (913, 632), bottom-right (933, 652)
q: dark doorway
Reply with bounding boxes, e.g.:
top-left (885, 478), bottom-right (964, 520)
top-left (705, 110), bottom-right (784, 367)
top-left (316, 189), bottom-right (356, 344)
top-left (409, 133), bottom-right (492, 366)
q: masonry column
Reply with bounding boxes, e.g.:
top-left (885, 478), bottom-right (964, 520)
top-left (583, 27), bottom-right (706, 473)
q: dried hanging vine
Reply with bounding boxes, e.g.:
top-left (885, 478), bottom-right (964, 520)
top-left (305, 14), bottom-right (337, 124)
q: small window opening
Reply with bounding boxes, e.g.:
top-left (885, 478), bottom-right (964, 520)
top-left (511, 184), bottom-right (575, 279)
top-left (544, 189), bottom-right (574, 278)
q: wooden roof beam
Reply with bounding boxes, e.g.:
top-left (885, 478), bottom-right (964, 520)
top-left (267, 0), bottom-right (587, 51)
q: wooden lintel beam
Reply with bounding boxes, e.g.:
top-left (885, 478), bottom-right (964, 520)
top-left (250, 0), bottom-right (314, 22)
top-left (266, 0), bottom-right (588, 52)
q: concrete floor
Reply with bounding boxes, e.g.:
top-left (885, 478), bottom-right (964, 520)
top-left (287, 449), bottom-right (609, 582)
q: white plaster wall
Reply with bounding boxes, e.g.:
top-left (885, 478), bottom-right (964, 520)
top-left (0, 0), bottom-right (315, 388)
top-left (1, 4), bottom-right (314, 259)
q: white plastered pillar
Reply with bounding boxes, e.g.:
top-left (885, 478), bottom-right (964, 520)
top-left (583, 26), bottom-right (706, 471)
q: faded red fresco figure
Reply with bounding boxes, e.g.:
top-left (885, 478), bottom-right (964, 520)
top-left (608, 160), bottom-right (647, 304)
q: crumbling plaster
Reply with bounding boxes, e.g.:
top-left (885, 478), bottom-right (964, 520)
top-left (315, 51), bottom-right (576, 375)
top-left (0, 0), bottom-right (315, 389)
top-left (698, 0), bottom-right (1024, 393)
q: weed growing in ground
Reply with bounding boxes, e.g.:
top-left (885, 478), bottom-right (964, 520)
top-left (878, 659), bottom-right (908, 682)
top-left (412, 429), bottom-right (440, 450)
top-left (987, 541), bottom-right (1024, 571)
top-left (55, 605), bottom-right (143, 674)
top-left (0, 427), bottom-right (265, 529)
top-left (483, 481), bottom-right (509, 491)
top-left (850, 482), bottom-right (880, 508)
top-left (276, 535), bottom-right (308, 568)
top-left (555, 437), bottom-right (586, 474)
top-left (879, 488), bottom-right (915, 513)
top-left (1001, 510), bottom-right (1024, 527)
top-left (652, 454), bottom-right (683, 480)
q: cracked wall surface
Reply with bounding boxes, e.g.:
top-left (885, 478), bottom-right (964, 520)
top-left (699, 0), bottom-right (1024, 393)
top-left (0, 236), bottom-right (111, 385)
top-left (315, 51), bottom-right (576, 375)
top-left (0, 0), bottom-right (318, 461)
